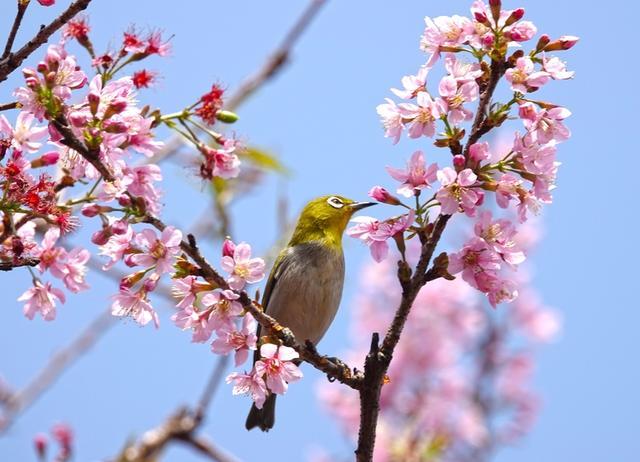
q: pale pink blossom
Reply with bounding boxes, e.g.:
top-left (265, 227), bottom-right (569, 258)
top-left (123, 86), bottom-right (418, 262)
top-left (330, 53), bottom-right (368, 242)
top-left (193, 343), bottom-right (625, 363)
top-left (221, 242), bottom-right (265, 290)
top-left (505, 57), bottom-right (550, 93)
top-left (436, 167), bottom-right (479, 216)
top-left (376, 98), bottom-right (404, 144)
top-left (444, 54), bottom-right (482, 84)
top-left (254, 344), bottom-right (303, 394)
top-left (36, 228), bottom-right (66, 275)
top-left (201, 289), bottom-right (243, 333)
top-left (511, 289), bottom-right (561, 342)
top-left (399, 92), bottom-right (441, 138)
top-left (0, 112), bottom-right (47, 153)
top-left (226, 371), bottom-right (268, 409)
top-left (59, 248), bottom-right (90, 293)
top-left (123, 164), bottom-right (163, 213)
top-left (386, 150), bottom-right (438, 198)
top-left (99, 223), bottom-right (133, 269)
top-left (505, 20), bottom-right (537, 42)
top-left (111, 288), bottom-right (159, 328)
top-left (421, 15), bottom-right (474, 65)
top-left (368, 186), bottom-right (401, 205)
top-left (172, 276), bottom-right (210, 309)
top-left (514, 135), bottom-right (558, 177)
top-left (347, 211), bottom-right (414, 262)
top-left (486, 277), bottom-right (519, 307)
top-left (469, 141), bottom-right (490, 163)
top-left (438, 75), bottom-right (478, 124)
top-left (211, 314), bottom-right (258, 366)
top-left (521, 104), bottom-right (571, 144)
top-left (542, 55), bottom-right (574, 80)
top-left (494, 173), bottom-right (522, 209)
top-left (474, 211), bottom-right (525, 266)
top-left (18, 281), bottom-right (65, 321)
top-left (391, 66), bottom-right (428, 99)
top-left (130, 226), bottom-right (182, 274)
top-left (448, 237), bottom-right (501, 290)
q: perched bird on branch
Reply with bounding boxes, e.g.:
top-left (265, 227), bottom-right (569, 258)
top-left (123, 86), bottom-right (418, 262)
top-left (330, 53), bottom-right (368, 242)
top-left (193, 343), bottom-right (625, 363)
top-left (246, 195), bottom-right (375, 431)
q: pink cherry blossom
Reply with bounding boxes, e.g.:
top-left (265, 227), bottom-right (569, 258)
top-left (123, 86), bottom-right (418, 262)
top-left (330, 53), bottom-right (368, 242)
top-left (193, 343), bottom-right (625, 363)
top-left (494, 173), bottom-right (522, 209)
top-left (514, 135), bottom-right (558, 177)
top-left (36, 228), bottom-right (66, 275)
top-left (18, 281), bottom-right (66, 321)
top-left (436, 167), bottom-right (479, 216)
top-left (368, 186), bottom-right (401, 205)
top-left (347, 211), bottom-right (414, 262)
top-left (221, 242), bottom-right (265, 290)
top-left (123, 164), bottom-right (163, 214)
top-left (254, 344), bottom-right (303, 395)
top-left (99, 223), bottom-right (134, 270)
top-left (505, 57), bottom-right (550, 93)
top-left (226, 371), bottom-right (268, 409)
top-left (111, 288), bottom-right (159, 328)
top-left (0, 112), bottom-right (47, 153)
top-left (59, 248), bottom-right (90, 293)
top-left (444, 54), bottom-right (482, 84)
top-left (448, 237), bottom-right (501, 290)
top-left (129, 226), bottom-right (182, 274)
top-left (469, 141), bottom-right (490, 163)
top-left (438, 75), bottom-right (478, 124)
top-left (421, 15), bottom-right (474, 65)
top-left (376, 98), bottom-right (404, 144)
top-left (521, 104), bottom-right (571, 144)
top-left (391, 66), bottom-right (429, 99)
top-left (386, 150), bottom-right (438, 198)
top-left (172, 276), bottom-right (211, 310)
top-left (399, 92), bottom-right (441, 138)
top-left (505, 20), bottom-right (537, 42)
top-left (201, 289), bottom-right (243, 333)
top-left (542, 55), bottom-right (574, 80)
top-left (200, 142), bottom-right (241, 180)
top-left (474, 211), bottom-right (525, 266)
top-left (211, 314), bottom-right (258, 366)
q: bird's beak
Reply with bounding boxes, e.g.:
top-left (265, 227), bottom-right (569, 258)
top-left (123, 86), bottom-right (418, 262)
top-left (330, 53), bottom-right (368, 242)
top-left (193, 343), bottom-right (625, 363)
top-left (349, 201), bottom-right (376, 211)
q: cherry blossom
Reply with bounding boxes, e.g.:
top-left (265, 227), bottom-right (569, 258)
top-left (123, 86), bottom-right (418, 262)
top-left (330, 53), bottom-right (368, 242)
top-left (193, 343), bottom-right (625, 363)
top-left (376, 98), bottom-right (404, 144)
top-left (111, 287), bottom-right (159, 328)
top-left (0, 112), bottom-right (47, 153)
top-left (254, 344), bottom-right (303, 395)
top-left (221, 241), bottom-right (266, 290)
top-left (436, 167), bottom-right (480, 216)
top-left (18, 282), bottom-right (65, 321)
top-left (211, 314), bottom-right (258, 366)
top-left (129, 227), bottom-right (182, 274)
top-left (505, 57), bottom-right (550, 93)
top-left (386, 150), bottom-right (438, 198)
top-left (347, 211), bottom-right (414, 262)
top-left (399, 91), bottom-right (441, 138)
top-left (226, 371), bottom-right (268, 409)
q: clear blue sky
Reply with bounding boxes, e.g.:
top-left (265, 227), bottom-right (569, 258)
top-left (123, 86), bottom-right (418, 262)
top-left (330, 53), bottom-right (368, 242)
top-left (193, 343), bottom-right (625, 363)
top-left (0, 1), bottom-right (637, 461)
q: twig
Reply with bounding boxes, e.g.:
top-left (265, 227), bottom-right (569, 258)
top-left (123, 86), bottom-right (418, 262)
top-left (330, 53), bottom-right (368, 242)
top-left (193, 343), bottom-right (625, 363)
top-left (0, 101), bottom-right (19, 112)
top-left (0, 0), bottom-right (93, 84)
top-left (0, 257), bottom-right (39, 271)
top-left (0, 308), bottom-right (115, 433)
top-left (151, 0), bottom-right (327, 164)
top-left (195, 355), bottom-right (230, 421)
top-left (174, 433), bottom-right (241, 462)
top-left (2, 1), bottom-right (30, 61)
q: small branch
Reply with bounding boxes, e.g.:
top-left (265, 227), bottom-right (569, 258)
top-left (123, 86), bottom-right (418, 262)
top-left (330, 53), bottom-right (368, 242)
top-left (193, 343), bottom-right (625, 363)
top-left (0, 0), bottom-right (93, 84)
top-left (194, 355), bottom-right (230, 421)
top-left (0, 101), bottom-right (19, 112)
top-left (2, 1), bottom-right (30, 61)
top-left (174, 433), bottom-right (241, 462)
top-left (0, 257), bottom-right (39, 271)
top-left (0, 308), bottom-right (115, 433)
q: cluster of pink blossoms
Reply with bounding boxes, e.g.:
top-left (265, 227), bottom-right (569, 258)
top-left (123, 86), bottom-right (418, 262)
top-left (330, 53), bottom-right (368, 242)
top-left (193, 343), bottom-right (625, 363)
top-left (317, 232), bottom-right (560, 461)
top-left (351, 0), bottom-right (577, 307)
top-left (1, 18), bottom-right (249, 322)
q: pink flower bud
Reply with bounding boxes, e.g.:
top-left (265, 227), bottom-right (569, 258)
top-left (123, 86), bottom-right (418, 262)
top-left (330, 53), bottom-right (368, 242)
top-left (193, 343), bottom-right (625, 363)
top-left (518, 102), bottom-right (537, 121)
top-left (544, 35), bottom-right (579, 51)
top-left (473, 11), bottom-right (490, 25)
top-left (12, 236), bottom-right (24, 257)
top-left (81, 204), bottom-right (102, 217)
top-left (91, 229), bottom-right (111, 245)
top-left (506, 8), bottom-right (525, 25)
top-left (33, 433), bottom-right (48, 459)
top-left (469, 142), bottom-right (490, 162)
top-left (111, 220), bottom-right (129, 235)
top-left (118, 195), bottom-right (132, 207)
top-left (222, 238), bottom-right (236, 258)
top-left (475, 190), bottom-right (485, 207)
top-left (87, 92), bottom-right (100, 115)
top-left (48, 123), bottom-right (63, 143)
top-left (368, 186), bottom-right (401, 205)
top-left (124, 254), bottom-right (138, 267)
top-left (37, 0), bottom-right (56, 6)
top-left (453, 155), bottom-right (466, 169)
top-left (489, 0), bottom-right (501, 21)
top-left (481, 33), bottom-right (495, 48)
top-left (68, 111), bottom-right (89, 127)
top-left (51, 423), bottom-right (72, 451)
top-left (30, 151), bottom-right (59, 168)
top-left (103, 121), bottom-right (128, 133)
top-left (143, 275), bottom-right (159, 292)
top-left (36, 62), bottom-right (48, 73)
top-left (535, 34), bottom-right (551, 52)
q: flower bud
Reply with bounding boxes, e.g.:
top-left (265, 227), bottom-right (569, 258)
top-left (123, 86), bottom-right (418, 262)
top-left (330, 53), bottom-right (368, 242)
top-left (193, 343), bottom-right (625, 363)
top-left (48, 123), bottom-right (63, 142)
top-left (123, 254), bottom-right (138, 267)
top-left (535, 34), bottom-right (551, 52)
top-left (143, 274), bottom-right (159, 292)
top-left (475, 190), bottom-right (485, 207)
top-left (36, 62), bottom-right (48, 74)
top-left (120, 271), bottom-right (145, 290)
top-left (473, 11), bottom-right (490, 26)
top-left (222, 238), bottom-right (236, 258)
top-left (103, 121), bottom-right (128, 133)
top-left (368, 186), bottom-right (401, 206)
top-left (489, 0), bottom-right (501, 22)
top-left (33, 433), bottom-right (48, 460)
top-left (87, 92), bottom-right (100, 115)
top-left (30, 151), bottom-right (59, 168)
top-left (12, 236), bottom-right (24, 257)
top-left (453, 155), bottom-right (466, 169)
top-left (51, 423), bottom-right (73, 452)
top-left (81, 204), bottom-right (112, 217)
top-left (111, 219), bottom-right (129, 235)
top-left (215, 110), bottom-right (239, 124)
top-left (504, 8), bottom-right (525, 26)
top-left (543, 35), bottom-right (579, 51)
top-left (91, 229), bottom-right (111, 245)
top-left (68, 111), bottom-right (89, 127)
top-left (469, 142), bottom-right (490, 163)
top-left (104, 99), bottom-right (127, 119)
top-left (481, 33), bottom-right (495, 48)
top-left (518, 102), bottom-right (537, 121)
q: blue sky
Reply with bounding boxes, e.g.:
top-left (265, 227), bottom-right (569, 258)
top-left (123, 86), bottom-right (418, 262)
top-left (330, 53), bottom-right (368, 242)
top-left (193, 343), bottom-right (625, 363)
top-left (0, 1), bottom-right (638, 461)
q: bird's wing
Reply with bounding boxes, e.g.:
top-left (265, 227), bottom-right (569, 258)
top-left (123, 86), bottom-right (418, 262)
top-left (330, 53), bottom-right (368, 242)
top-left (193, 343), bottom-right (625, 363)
top-left (253, 247), bottom-right (292, 364)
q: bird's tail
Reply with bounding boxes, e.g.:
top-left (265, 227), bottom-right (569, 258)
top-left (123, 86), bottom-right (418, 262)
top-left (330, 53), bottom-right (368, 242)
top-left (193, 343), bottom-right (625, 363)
top-left (245, 394), bottom-right (277, 431)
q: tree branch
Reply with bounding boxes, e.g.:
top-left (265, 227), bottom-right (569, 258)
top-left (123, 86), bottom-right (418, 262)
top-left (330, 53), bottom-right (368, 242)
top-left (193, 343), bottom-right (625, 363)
top-left (354, 54), bottom-right (508, 461)
top-left (2, 1), bottom-right (30, 61)
top-left (0, 0), bottom-right (93, 84)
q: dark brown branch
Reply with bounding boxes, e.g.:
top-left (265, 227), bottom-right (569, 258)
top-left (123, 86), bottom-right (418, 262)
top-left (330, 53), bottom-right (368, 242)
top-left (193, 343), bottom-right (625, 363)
top-left (0, 101), bottom-right (19, 112)
top-left (0, 257), bottom-right (39, 271)
top-left (0, 0), bottom-right (93, 84)
top-left (174, 433), bottom-right (241, 462)
top-left (2, 1), bottom-right (30, 61)
top-left (0, 308), bottom-right (115, 433)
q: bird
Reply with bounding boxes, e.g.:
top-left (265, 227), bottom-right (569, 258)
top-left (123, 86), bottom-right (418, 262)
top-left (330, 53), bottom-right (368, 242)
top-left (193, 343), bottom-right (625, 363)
top-left (245, 195), bottom-right (375, 432)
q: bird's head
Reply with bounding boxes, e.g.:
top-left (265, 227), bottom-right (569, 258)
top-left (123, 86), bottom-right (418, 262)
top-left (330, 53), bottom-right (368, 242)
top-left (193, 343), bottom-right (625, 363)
top-left (289, 195), bottom-right (375, 248)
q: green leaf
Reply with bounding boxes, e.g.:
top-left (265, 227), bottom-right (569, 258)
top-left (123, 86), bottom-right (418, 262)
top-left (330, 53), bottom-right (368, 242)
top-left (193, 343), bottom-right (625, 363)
top-left (242, 146), bottom-right (289, 175)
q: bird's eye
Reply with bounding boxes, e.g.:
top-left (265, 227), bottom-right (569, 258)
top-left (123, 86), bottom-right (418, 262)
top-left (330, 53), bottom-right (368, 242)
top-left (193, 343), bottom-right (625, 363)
top-left (327, 196), bottom-right (344, 209)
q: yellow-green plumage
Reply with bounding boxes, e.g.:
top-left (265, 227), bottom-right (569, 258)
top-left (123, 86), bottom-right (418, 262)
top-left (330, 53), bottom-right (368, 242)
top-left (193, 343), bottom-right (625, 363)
top-left (245, 195), bottom-right (375, 432)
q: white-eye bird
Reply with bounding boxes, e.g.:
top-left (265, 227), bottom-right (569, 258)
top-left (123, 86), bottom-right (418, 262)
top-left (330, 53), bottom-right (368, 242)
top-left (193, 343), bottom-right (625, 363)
top-left (245, 195), bottom-right (375, 431)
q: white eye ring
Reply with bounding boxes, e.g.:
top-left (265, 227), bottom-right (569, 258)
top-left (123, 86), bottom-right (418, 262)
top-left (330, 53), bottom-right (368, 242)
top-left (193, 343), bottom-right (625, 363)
top-left (327, 196), bottom-right (344, 209)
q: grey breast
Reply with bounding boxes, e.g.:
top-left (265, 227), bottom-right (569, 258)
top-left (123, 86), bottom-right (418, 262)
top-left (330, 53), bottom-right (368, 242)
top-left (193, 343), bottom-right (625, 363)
top-left (266, 242), bottom-right (345, 345)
